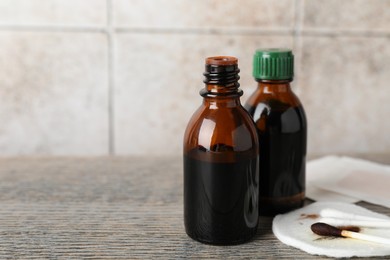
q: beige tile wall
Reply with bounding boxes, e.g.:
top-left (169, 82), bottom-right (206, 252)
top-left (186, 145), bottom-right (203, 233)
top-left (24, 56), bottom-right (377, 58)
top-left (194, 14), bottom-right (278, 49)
top-left (0, 0), bottom-right (389, 156)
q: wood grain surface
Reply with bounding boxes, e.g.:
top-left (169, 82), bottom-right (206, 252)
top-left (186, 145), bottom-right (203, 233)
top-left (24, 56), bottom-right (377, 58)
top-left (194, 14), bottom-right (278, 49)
top-left (0, 155), bottom-right (389, 259)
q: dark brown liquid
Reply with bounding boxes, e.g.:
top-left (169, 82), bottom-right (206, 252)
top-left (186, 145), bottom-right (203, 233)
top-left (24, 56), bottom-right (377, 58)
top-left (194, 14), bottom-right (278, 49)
top-left (184, 148), bottom-right (258, 245)
top-left (246, 99), bottom-right (306, 215)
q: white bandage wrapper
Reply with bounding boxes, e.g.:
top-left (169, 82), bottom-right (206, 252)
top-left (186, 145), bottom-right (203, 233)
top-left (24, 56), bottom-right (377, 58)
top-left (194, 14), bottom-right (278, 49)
top-left (307, 156), bottom-right (390, 207)
top-left (273, 202), bottom-right (390, 258)
top-left (306, 156), bottom-right (359, 203)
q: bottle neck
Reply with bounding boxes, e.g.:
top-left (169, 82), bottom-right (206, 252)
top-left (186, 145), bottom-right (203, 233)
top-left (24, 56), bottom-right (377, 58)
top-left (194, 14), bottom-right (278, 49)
top-left (201, 84), bottom-right (242, 108)
top-left (256, 79), bottom-right (292, 93)
top-left (201, 57), bottom-right (242, 108)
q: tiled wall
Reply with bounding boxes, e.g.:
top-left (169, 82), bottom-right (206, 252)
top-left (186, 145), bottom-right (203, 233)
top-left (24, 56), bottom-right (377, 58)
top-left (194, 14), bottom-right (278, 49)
top-left (0, 0), bottom-right (389, 156)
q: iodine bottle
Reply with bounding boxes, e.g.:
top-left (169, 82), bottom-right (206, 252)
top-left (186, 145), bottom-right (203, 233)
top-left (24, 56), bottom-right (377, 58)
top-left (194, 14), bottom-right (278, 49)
top-left (245, 49), bottom-right (307, 216)
top-left (183, 56), bottom-right (259, 245)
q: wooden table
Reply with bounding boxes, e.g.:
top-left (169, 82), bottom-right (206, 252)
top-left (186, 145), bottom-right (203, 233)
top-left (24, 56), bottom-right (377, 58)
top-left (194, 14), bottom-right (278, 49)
top-left (0, 155), bottom-right (389, 259)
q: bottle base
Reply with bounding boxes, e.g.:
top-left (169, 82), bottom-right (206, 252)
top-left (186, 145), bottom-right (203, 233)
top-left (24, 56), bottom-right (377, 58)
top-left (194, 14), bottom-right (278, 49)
top-left (185, 228), bottom-right (258, 245)
top-left (259, 192), bottom-right (305, 216)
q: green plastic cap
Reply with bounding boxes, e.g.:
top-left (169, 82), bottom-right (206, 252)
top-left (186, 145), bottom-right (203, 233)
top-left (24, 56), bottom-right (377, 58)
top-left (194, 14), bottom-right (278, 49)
top-left (253, 48), bottom-right (294, 80)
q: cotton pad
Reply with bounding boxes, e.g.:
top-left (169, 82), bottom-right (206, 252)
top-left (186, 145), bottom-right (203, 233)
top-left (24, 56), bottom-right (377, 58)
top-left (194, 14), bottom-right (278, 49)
top-left (272, 202), bottom-right (390, 258)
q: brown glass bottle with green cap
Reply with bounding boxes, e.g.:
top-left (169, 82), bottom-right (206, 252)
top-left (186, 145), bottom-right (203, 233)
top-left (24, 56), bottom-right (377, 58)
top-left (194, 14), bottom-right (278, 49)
top-left (183, 56), bottom-right (259, 245)
top-left (245, 49), bottom-right (307, 216)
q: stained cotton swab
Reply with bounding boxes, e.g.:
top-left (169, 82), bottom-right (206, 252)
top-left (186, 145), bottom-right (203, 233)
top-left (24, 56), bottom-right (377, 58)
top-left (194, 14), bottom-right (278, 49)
top-left (311, 222), bottom-right (390, 246)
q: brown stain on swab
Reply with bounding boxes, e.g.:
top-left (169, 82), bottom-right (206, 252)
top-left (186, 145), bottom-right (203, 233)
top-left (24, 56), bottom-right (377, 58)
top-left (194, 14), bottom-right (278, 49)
top-left (311, 222), bottom-right (360, 239)
top-left (311, 222), bottom-right (343, 238)
top-left (337, 226), bottom-right (361, 233)
top-left (300, 213), bottom-right (319, 219)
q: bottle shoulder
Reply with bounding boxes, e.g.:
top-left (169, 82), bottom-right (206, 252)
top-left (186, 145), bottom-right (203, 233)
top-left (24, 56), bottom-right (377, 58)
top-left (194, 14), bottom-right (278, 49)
top-left (185, 104), bottom-right (255, 130)
top-left (245, 86), bottom-right (303, 110)
top-left (184, 104), bottom-right (258, 154)
top-left (246, 101), bottom-right (307, 134)
top-left (245, 85), bottom-right (305, 118)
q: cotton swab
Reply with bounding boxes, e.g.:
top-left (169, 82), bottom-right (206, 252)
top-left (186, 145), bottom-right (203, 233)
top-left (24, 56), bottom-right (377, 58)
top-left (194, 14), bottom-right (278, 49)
top-left (320, 217), bottom-right (390, 228)
top-left (311, 222), bottom-right (390, 246)
top-left (318, 208), bottom-right (390, 228)
top-left (320, 209), bottom-right (389, 222)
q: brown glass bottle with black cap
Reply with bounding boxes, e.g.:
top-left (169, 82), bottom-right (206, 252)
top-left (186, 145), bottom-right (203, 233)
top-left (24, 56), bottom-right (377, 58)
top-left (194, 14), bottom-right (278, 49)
top-left (183, 56), bottom-right (259, 245)
top-left (245, 49), bottom-right (307, 216)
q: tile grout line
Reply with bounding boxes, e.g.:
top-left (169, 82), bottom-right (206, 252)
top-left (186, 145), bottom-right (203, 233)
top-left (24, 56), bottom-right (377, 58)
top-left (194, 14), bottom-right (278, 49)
top-left (0, 24), bottom-right (389, 37)
top-left (115, 27), bottom-right (294, 35)
top-left (301, 29), bottom-right (390, 37)
top-left (113, 28), bottom-right (389, 38)
top-left (0, 24), bottom-right (107, 33)
top-left (107, 0), bottom-right (115, 155)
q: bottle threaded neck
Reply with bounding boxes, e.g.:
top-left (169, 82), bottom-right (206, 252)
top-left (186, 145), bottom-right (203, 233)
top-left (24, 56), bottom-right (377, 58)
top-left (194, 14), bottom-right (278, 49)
top-left (203, 56), bottom-right (240, 88)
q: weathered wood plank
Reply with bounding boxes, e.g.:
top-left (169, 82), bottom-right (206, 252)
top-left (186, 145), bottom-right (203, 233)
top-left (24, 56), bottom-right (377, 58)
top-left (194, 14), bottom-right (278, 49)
top-left (0, 156), bottom-right (389, 259)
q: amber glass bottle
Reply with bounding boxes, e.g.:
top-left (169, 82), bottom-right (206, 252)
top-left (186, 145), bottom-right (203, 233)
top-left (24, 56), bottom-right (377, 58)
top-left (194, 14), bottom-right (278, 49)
top-left (245, 49), bottom-right (307, 216)
top-left (183, 56), bottom-right (259, 245)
